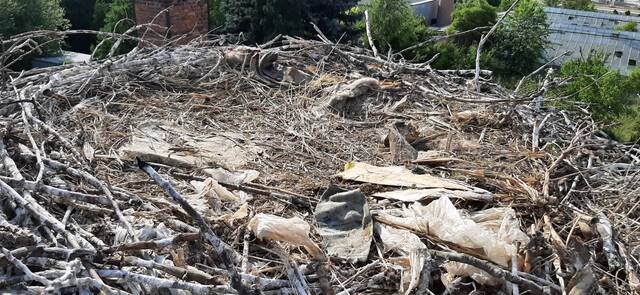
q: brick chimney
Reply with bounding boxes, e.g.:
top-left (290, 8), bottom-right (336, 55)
top-left (134, 0), bottom-right (208, 46)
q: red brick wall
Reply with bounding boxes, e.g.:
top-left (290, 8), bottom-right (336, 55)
top-left (134, 0), bottom-right (208, 46)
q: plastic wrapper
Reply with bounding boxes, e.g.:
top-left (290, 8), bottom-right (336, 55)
top-left (248, 213), bottom-right (323, 259)
top-left (314, 186), bottom-right (372, 263)
top-left (375, 223), bottom-right (427, 294)
top-left (378, 196), bottom-right (529, 285)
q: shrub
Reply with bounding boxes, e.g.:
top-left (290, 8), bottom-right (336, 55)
top-left (223, 0), bottom-right (358, 43)
top-left (492, 0), bottom-right (549, 75)
top-left (354, 0), bottom-right (432, 55)
top-left (92, 0), bottom-right (136, 59)
top-left (552, 54), bottom-right (640, 142)
top-left (209, 0), bottom-right (226, 29)
top-left (449, 0), bottom-right (497, 44)
top-left (0, 0), bottom-right (69, 38)
top-left (614, 21), bottom-right (638, 32)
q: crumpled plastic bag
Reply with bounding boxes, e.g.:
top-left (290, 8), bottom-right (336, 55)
top-left (378, 196), bottom-right (529, 285)
top-left (203, 168), bottom-right (259, 186)
top-left (191, 178), bottom-right (239, 202)
top-left (375, 223), bottom-right (427, 294)
top-left (248, 213), bottom-right (323, 259)
top-left (314, 185), bottom-right (373, 263)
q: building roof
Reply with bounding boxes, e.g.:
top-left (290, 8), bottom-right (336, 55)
top-left (544, 7), bottom-right (640, 75)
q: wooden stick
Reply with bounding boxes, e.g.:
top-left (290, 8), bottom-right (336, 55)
top-left (0, 176), bottom-right (112, 206)
top-left (95, 269), bottom-right (234, 294)
top-left (136, 158), bottom-right (255, 295)
top-left (19, 154), bottom-right (137, 243)
top-left (594, 213), bottom-right (620, 271)
top-left (0, 178), bottom-right (82, 248)
top-left (1, 247), bottom-right (50, 286)
top-left (106, 256), bottom-right (223, 286)
top-left (364, 10), bottom-right (379, 58)
top-left (103, 233), bottom-right (200, 253)
top-left (424, 249), bottom-right (559, 294)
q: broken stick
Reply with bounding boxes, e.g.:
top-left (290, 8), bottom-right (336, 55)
top-left (136, 158), bottom-right (256, 295)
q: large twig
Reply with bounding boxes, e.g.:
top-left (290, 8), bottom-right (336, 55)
top-left (19, 154), bottom-right (137, 243)
top-left (95, 269), bottom-right (235, 294)
top-left (425, 249), bottom-right (559, 294)
top-left (364, 10), bottom-right (379, 58)
top-left (515, 51), bottom-right (570, 94)
top-left (136, 158), bottom-right (255, 295)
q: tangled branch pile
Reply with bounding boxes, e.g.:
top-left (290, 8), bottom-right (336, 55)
top-left (0, 32), bottom-right (639, 295)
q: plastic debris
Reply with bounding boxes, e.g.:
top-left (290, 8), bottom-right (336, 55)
top-left (377, 196), bottom-right (529, 285)
top-left (190, 178), bottom-right (239, 202)
top-left (119, 122), bottom-right (263, 169)
top-left (375, 223), bottom-right (427, 294)
top-left (373, 188), bottom-right (492, 202)
top-left (314, 185), bottom-right (373, 263)
top-left (339, 161), bottom-right (476, 191)
top-left (248, 213), bottom-right (323, 259)
top-left (203, 167), bottom-right (259, 186)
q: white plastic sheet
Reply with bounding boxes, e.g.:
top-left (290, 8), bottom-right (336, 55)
top-left (378, 196), bottom-right (529, 285)
top-left (248, 214), bottom-right (323, 259)
top-left (375, 223), bottom-right (427, 294)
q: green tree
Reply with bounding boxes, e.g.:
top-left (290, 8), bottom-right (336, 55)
top-left (449, 0), bottom-right (497, 44)
top-left (492, 0), bottom-right (549, 75)
top-left (425, 42), bottom-right (493, 70)
top-left (545, 0), bottom-right (595, 11)
top-left (551, 54), bottom-right (640, 141)
top-left (92, 0), bottom-right (135, 58)
top-left (209, 0), bottom-right (226, 29)
top-left (222, 0), bottom-right (358, 43)
top-left (614, 21), bottom-right (638, 32)
top-left (355, 0), bottom-right (432, 55)
top-left (93, 0), bottom-right (112, 29)
top-left (0, 0), bottom-right (69, 37)
top-left (308, 0), bottom-right (360, 40)
top-left (223, 0), bottom-right (306, 42)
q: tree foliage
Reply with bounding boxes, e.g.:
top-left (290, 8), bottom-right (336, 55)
top-left (355, 0), bottom-right (432, 55)
top-left (545, 0), bottom-right (595, 11)
top-left (92, 0), bottom-right (136, 58)
top-left (449, 0), bottom-right (497, 43)
top-left (222, 0), bottom-right (358, 43)
top-left (492, 0), bottom-right (549, 75)
top-left (0, 0), bottom-right (69, 38)
top-left (614, 21), bottom-right (638, 32)
top-left (209, 0), bottom-right (226, 29)
top-left (552, 54), bottom-right (640, 142)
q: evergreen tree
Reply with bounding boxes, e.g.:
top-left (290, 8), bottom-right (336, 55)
top-left (355, 0), bottom-right (432, 55)
top-left (0, 0), bottom-right (69, 38)
top-left (449, 0), bottom-right (497, 44)
top-left (209, 0), bottom-right (226, 29)
top-left (222, 0), bottom-right (358, 43)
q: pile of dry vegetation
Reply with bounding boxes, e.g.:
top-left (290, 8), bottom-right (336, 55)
top-left (0, 30), bottom-right (639, 295)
